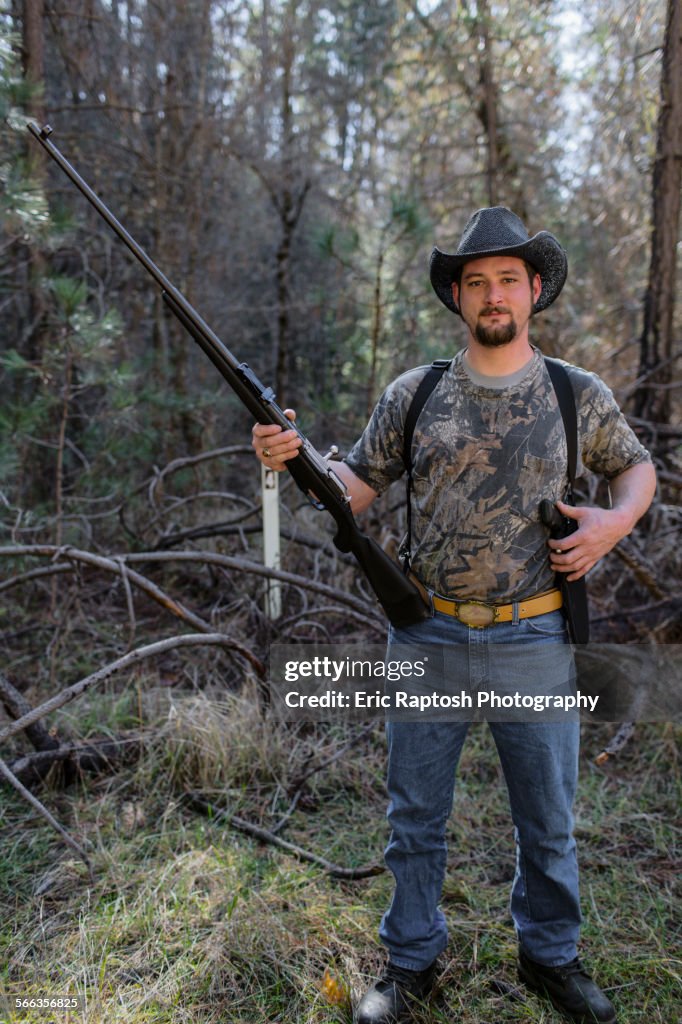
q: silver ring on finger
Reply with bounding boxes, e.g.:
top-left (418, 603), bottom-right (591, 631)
top-left (263, 447), bottom-right (271, 458)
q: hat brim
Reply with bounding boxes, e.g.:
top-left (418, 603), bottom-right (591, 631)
top-left (430, 232), bottom-right (567, 316)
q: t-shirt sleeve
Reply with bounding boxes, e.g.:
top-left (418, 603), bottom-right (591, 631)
top-left (343, 367), bottom-right (429, 494)
top-left (569, 366), bottom-right (652, 480)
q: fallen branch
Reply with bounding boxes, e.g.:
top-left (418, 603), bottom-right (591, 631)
top-left (0, 562), bottom-right (73, 593)
top-left (594, 722), bottom-right (637, 765)
top-left (0, 634), bottom-right (263, 877)
top-left (0, 546), bottom-right (268, 670)
top-left (0, 671), bottom-right (60, 754)
top-left (0, 544), bottom-right (219, 638)
top-left (612, 541), bottom-right (668, 600)
top-left (123, 550), bottom-right (382, 622)
top-left (153, 520), bottom-right (353, 560)
top-left (9, 734), bottom-right (144, 787)
top-left (185, 791), bottom-right (385, 880)
top-left (590, 595), bottom-right (679, 625)
top-left (0, 754), bottom-right (93, 878)
top-left (145, 445), bottom-right (254, 507)
top-left (0, 633), bottom-right (262, 746)
top-left (0, 545), bottom-right (384, 628)
top-left (271, 721), bottom-right (379, 835)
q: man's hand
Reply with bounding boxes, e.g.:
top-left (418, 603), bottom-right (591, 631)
top-left (547, 503), bottom-right (632, 581)
top-left (251, 411), bottom-right (379, 513)
top-left (547, 462), bottom-right (656, 580)
top-left (252, 409), bottom-right (302, 471)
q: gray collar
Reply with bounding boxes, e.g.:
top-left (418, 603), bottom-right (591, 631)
top-left (461, 350), bottom-right (535, 390)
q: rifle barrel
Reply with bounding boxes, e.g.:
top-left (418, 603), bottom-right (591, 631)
top-left (26, 122), bottom-right (430, 628)
top-left (27, 122), bottom-right (241, 376)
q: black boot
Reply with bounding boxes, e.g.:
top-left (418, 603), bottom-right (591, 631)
top-left (518, 951), bottom-right (617, 1024)
top-left (354, 960), bottom-right (438, 1024)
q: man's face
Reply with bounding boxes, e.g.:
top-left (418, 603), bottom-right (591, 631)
top-left (452, 256), bottom-right (542, 348)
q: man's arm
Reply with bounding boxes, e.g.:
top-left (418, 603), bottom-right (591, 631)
top-left (548, 461), bottom-right (657, 581)
top-left (252, 413), bottom-right (379, 513)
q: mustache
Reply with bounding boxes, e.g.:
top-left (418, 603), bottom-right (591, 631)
top-left (480, 306), bottom-right (511, 316)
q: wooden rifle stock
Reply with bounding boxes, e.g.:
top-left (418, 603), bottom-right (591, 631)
top-left (28, 123), bottom-right (429, 628)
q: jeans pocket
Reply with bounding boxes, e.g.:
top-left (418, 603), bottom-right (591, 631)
top-left (522, 609), bottom-right (568, 637)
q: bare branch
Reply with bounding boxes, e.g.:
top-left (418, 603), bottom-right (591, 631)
top-left (0, 755), bottom-right (93, 878)
top-left (123, 550), bottom-right (381, 621)
top-left (185, 791), bottom-right (384, 880)
top-left (0, 563), bottom-right (74, 594)
top-left (115, 556), bottom-right (137, 648)
top-left (0, 634), bottom-right (263, 747)
top-left (594, 722), bottom-right (637, 765)
top-left (0, 545), bottom-right (242, 642)
top-left (0, 672), bottom-right (60, 753)
top-left (0, 545), bottom-right (383, 626)
top-left (9, 735), bottom-right (144, 786)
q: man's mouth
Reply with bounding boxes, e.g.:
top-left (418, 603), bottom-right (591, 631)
top-left (481, 308), bottom-right (510, 317)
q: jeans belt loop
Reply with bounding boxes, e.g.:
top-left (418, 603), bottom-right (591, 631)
top-left (512, 600), bottom-right (520, 626)
top-left (408, 570), bottom-right (436, 618)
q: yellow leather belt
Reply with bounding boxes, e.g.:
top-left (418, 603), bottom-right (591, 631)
top-left (409, 574), bottom-right (563, 628)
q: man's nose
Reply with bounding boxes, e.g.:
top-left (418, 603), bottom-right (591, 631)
top-left (484, 281), bottom-right (504, 304)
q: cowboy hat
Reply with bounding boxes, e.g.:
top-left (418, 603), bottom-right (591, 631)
top-left (430, 206), bottom-right (568, 316)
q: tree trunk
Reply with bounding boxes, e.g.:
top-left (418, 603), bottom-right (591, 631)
top-left (274, 5), bottom-right (296, 401)
top-left (20, 0), bottom-right (51, 507)
top-left (478, 0), bottom-right (499, 207)
top-left (632, 0), bottom-right (682, 427)
top-left (367, 246), bottom-right (385, 419)
top-left (22, 0), bottom-right (45, 137)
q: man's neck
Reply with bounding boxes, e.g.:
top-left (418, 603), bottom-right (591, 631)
top-left (463, 336), bottom-right (534, 377)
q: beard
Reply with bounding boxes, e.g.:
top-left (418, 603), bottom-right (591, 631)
top-left (474, 312), bottom-right (518, 347)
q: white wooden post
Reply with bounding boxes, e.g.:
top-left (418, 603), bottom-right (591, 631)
top-left (261, 463), bottom-right (282, 619)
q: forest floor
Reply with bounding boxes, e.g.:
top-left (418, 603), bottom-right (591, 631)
top-left (0, 673), bottom-right (679, 1024)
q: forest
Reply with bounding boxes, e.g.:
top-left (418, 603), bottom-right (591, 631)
top-left (0, 1), bottom-right (680, 1023)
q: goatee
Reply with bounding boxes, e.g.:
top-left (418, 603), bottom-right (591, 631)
top-left (474, 316), bottom-right (518, 347)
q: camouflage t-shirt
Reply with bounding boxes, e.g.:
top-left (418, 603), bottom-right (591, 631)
top-left (344, 348), bottom-right (651, 603)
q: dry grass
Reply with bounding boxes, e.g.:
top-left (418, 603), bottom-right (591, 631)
top-left (1, 665), bottom-right (679, 1024)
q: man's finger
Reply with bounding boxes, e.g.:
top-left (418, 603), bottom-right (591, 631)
top-left (253, 422), bottom-right (287, 438)
top-left (555, 500), bottom-right (584, 520)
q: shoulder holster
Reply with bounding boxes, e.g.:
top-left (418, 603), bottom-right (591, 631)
top-left (400, 354), bottom-right (589, 642)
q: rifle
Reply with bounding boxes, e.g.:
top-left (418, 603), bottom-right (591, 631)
top-left (28, 123), bottom-right (429, 629)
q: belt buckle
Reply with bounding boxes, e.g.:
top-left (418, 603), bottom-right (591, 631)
top-left (456, 600), bottom-right (499, 628)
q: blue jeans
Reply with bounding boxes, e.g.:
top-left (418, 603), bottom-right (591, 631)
top-left (380, 608), bottom-right (581, 970)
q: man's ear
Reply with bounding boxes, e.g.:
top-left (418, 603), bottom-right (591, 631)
top-left (532, 273), bottom-right (542, 305)
top-left (451, 281), bottom-right (460, 310)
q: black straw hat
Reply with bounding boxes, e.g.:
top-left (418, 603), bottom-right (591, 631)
top-left (430, 207), bottom-right (568, 316)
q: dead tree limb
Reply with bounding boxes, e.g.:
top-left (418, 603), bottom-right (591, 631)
top-left (0, 635), bottom-right (262, 877)
top-left (612, 541), bottom-right (668, 600)
top-left (9, 735), bottom-right (144, 787)
top-left (122, 550), bottom-right (382, 622)
top-left (0, 671), bottom-right (60, 754)
top-left (0, 754), bottom-right (93, 878)
top-left (271, 721), bottom-right (378, 836)
top-left (0, 563), bottom-right (73, 593)
top-left (594, 722), bottom-right (638, 766)
top-left (0, 633), bottom-right (262, 747)
top-left (146, 444), bottom-right (254, 506)
top-left (0, 545), bottom-right (384, 627)
top-left (185, 791), bottom-right (384, 880)
top-left (0, 544), bottom-right (219, 638)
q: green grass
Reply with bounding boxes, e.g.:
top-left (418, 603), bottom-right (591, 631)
top-left (1, 686), bottom-right (679, 1024)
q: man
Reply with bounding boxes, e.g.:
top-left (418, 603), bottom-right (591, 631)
top-left (252, 207), bottom-right (656, 1024)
